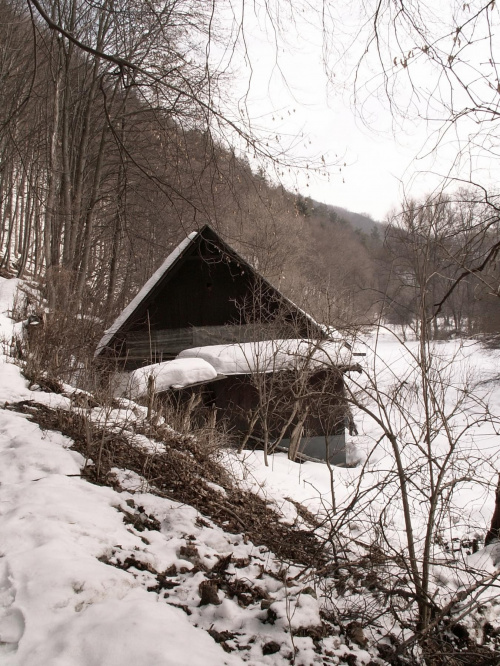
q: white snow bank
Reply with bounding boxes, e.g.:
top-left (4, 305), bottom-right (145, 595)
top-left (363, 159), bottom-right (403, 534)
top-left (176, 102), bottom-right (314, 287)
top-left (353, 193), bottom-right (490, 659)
top-left (128, 357), bottom-right (218, 399)
top-left (0, 278), bottom-right (21, 345)
top-left (177, 338), bottom-right (352, 375)
top-left (0, 406), bottom-right (239, 666)
top-left (16, 592), bottom-right (238, 666)
top-left (468, 542), bottom-right (500, 574)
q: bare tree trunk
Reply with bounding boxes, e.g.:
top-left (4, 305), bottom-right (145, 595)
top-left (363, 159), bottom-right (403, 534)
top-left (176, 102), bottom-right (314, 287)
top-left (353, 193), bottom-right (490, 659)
top-left (485, 474), bottom-right (500, 545)
top-left (33, 182), bottom-right (42, 277)
top-left (270, 402), bottom-right (298, 454)
top-left (0, 172), bottom-right (13, 269)
top-left (60, 72), bottom-right (73, 268)
top-left (74, 121), bottom-right (107, 303)
top-left (60, 0), bottom-right (76, 268)
top-left (68, 12), bottom-right (107, 270)
top-left (67, 70), bottom-right (98, 268)
top-left (288, 406), bottom-right (309, 461)
top-left (15, 170), bottom-right (26, 259)
top-left (238, 409), bottom-right (259, 453)
top-left (17, 169), bottom-right (34, 277)
top-left (44, 48), bottom-right (62, 282)
top-left (105, 140), bottom-right (126, 313)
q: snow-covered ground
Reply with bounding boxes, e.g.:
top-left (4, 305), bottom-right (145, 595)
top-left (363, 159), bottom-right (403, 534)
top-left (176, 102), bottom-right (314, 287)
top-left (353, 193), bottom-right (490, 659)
top-left (1, 276), bottom-right (500, 664)
top-left (237, 327), bottom-right (500, 543)
top-left (0, 278), bottom-right (369, 665)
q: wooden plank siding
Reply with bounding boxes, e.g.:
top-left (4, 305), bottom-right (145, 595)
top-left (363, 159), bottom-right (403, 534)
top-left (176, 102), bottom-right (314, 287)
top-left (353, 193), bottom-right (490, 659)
top-left (97, 226), bottom-right (325, 364)
top-left (123, 323), bottom-right (295, 364)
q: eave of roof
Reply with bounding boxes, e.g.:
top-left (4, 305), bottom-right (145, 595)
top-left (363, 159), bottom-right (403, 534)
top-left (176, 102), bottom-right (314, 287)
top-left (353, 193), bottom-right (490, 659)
top-left (95, 231), bottom-right (198, 356)
top-left (95, 225), bottom-right (341, 358)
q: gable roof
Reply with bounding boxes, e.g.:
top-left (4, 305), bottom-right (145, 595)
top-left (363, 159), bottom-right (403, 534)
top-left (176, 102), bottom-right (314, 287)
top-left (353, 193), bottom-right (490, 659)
top-left (95, 232), bottom-right (197, 356)
top-left (95, 225), bottom-right (330, 358)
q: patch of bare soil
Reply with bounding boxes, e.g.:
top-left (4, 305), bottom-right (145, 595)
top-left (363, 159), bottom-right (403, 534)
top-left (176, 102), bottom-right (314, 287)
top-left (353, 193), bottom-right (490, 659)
top-left (7, 400), bottom-right (327, 569)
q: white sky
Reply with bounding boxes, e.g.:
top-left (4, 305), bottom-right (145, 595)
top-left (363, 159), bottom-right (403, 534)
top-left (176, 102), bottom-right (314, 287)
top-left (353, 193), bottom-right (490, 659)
top-left (214, 0), bottom-right (500, 222)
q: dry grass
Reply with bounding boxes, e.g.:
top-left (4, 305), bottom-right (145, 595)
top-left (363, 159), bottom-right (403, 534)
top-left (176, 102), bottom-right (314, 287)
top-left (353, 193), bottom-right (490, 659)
top-left (8, 399), bottom-right (327, 569)
top-left (10, 273), bottom-right (106, 392)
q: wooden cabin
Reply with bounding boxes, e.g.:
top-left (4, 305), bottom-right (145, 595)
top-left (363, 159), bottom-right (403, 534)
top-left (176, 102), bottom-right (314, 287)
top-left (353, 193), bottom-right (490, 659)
top-left (95, 225), bottom-right (359, 464)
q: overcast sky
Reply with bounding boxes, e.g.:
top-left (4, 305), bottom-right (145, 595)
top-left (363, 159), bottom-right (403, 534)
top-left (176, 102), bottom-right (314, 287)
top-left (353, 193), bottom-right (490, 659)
top-left (215, 0), bottom-right (499, 222)
top-left (214, 4), bottom-right (427, 221)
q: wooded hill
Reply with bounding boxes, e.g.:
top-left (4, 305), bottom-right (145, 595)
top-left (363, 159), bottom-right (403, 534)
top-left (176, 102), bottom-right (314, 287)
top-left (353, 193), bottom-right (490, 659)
top-left (0, 0), bottom-right (380, 333)
top-left (1, 0), bottom-right (499, 343)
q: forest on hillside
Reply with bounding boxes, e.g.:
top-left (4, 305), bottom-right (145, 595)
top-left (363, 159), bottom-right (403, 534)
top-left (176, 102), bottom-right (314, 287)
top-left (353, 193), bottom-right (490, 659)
top-left (3, 4), bottom-right (500, 665)
top-left (1, 0), bottom-right (500, 347)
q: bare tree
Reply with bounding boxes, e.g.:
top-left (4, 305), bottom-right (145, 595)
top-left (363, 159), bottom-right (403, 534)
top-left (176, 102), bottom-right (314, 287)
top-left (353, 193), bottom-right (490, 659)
top-left (329, 0), bottom-right (500, 308)
top-left (314, 249), bottom-right (500, 660)
top-left (380, 194), bottom-right (500, 337)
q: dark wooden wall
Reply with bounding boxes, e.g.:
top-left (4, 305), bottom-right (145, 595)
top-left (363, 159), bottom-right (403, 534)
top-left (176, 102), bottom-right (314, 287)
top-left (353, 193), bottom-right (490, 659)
top-left (114, 234), bottom-right (316, 367)
top-left (190, 369), bottom-right (346, 440)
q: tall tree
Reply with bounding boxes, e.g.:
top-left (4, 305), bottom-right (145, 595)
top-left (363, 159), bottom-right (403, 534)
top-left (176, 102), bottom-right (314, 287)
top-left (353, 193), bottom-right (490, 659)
top-left (330, 0), bottom-right (500, 310)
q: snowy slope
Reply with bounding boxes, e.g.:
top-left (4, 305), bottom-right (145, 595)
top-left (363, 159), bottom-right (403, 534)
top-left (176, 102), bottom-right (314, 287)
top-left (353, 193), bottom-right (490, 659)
top-left (2, 276), bottom-right (500, 665)
top-left (0, 283), bottom-right (240, 665)
top-left (0, 278), bottom-right (371, 665)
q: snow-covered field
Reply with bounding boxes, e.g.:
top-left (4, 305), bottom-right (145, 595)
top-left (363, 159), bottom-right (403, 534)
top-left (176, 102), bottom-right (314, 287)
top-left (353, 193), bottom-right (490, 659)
top-left (239, 328), bottom-right (500, 542)
top-left (1, 276), bottom-right (500, 664)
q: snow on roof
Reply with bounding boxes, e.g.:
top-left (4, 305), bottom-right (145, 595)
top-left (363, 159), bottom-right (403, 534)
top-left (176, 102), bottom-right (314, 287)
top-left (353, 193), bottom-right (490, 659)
top-left (128, 357), bottom-right (218, 399)
top-left (177, 339), bottom-right (353, 376)
top-left (95, 232), bottom-right (198, 356)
